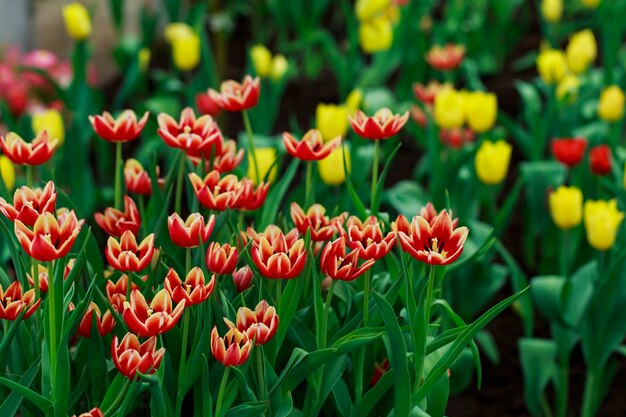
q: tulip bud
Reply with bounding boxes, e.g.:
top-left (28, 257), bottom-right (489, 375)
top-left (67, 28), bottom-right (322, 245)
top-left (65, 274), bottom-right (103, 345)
top-left (566, 29), bottom-right (597, 74)
top-left (172, 33), bottom-right (200, 71)
top-left (433, 88), bottom-right (465, 129)
top-left (138, 48), bottom-right (151, 73)
top-left (0, 156), bottom-right (15, 191)
top-left (250, 45), bottom-right (272, 78)
top-left (316, 103), bottom-right (349, 142)
top-left (164, 23), bottom-right (194, 43)
top-left (355, 0), bottom-right (391, 21)
top-left (464, 91), bottom-right (498, 133)
top-left (358, 17), bottom-right (393, 54)
top-left (474, 140), bottom-right (512, 185)
top-left (556, 74), bottom-right (580, 103)
top-left (63, 2), bottom-right (92, 40)
top-left (589, 145), bottom-right (611, 176)
top-left (270, 54), bottom-right (289, 81)
top-left (247, 147), bottom-right (278, 185)
top-left (536, 49), bottom-right (567, 84)
top-left (541, 0), bottom-right (563, 23)
top-left (549, 186), bottom-right (583, 230)
top-left (319, 145), bottom-right (351, 186)
top-left (582, 0), bottom-right (600, 8)
top-left (345, 89), bottom-right (364, 116)
top-left (598, 85), bottom-right (625, 122)
top-left (584, 199), bottom-right (624, 251)
top-left (233, 266), bottom-right (253, 293)
top-left (32, 109), bottom-right (65, 146)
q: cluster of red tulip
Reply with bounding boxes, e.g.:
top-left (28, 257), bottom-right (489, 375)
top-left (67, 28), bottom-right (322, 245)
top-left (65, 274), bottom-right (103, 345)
top-left (552, 137), bottom-right (612, 175)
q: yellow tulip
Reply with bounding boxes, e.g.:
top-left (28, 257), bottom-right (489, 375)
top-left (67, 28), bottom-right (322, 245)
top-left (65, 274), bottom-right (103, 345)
top-left (623, 163), bottom-right (626, 189)
top-left (582, 0), bottom-right (601, 8)
top-left (536, 49), bottom-right (567, 84)
top-left (32, 109), bottom-right (65, 146)
top-left (556, 74), bottom-right (580, 102)
top-left (598, 85), bottom-right (625, 122)
top-left (566, 29), bottom-right (597, 74)
top-left (474, 140), bottom-right (512, 185)
top-left (434, 88), bottom-right (465, 129)
top-left (0, 156), bottom-right (15, 191)
top-left (541, 0), bottom-right (563, 23)
top-left (355, 0), bottom-right (390, 21)
top-left (172, 33), bottom-right (200, 71)
top-left (62, 3), bottom-right (92, 40)
top-left (248, 147), bottom-right (278, 184)
top-left (316, 104), bottom-right (349, 142)
top-left (250, 45), bottom-right (272, 78)
top-left (270, 54), bottom-right (289, 81)
top-left (464, 91), bottom-right (498, 133)
top-left (358, 17), bottom-right (393, 54)
top-left (138, 48), bottom-right (151, 73)
top-left (584, 199), bottom-right (624, 251)
top-left (345, 89), bottom-right (364, 116)
top-left (549, 186), bottom-right (583, 230)
top-left (164, 23), bottom-right (194, 43)
top-left (319, 146), bottom-right (351, 186)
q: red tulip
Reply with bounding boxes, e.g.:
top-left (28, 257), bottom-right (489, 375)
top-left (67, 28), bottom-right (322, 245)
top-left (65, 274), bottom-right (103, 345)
top-left (225, 300), bottom-right (279, 345)
top-left (168, 212), bottom-right (215, 248)
top-left (282, 129), bottom-right (342, 161)
top-left (94, 196), bottom-right (141, 237)
top-left (0, 131), bottom-right (58, 165)
top-left (89, 110), bottom-right (149, 143)
top-left (397, 211), bottom-right (469, 265)
top-left (342, 216), bottom-right (396, 260)
top-left (425, 44), bottom-right (465, 71)
top-left (369, 358), bottom-right (390, 387)
top-left (195, 92), bottom-right (222, 117)
top-left (206, 242), bottom-right (238, 275)
top-left (418, 203), bottom-right (459, 227)
top-left (157, 107), bottom-right (223, 155)
top-left (238, 178), bottom-right (270, 211)
top-left (164, 267), bottom-right (216, 305)
top-left (552, 138), bottom-right (587, 167)
top-left (124, 159), bottom-right (161, 196)
top-left (111, 333), bottom-right (165, 379)
top-left (27, 259), bottom-right (74, 292)
top-left (250, 227), bottom-right (306, 279)
top-left (15, 210), bottom-right (83, 262)
top-left (413, 81), bottom-right (450, 105)
top-left (232, 266), bottom-right (253, 293)
top-left (0, 281), bottom-right (40, 320)
top-left (210, 326), bottom-right (252, 366)
top-left (0, 181), bottom-right (57, 226)
top-left (213, 140), bottom-right (245, 173)
top-left (189, 171), bottom-right (244, 211)
top-left (105, 231), bottom-right (155, 272)
top-left (290, 202), bottom-right (345, 242)
top-left (76, 302), bottom-right (116, 338)
top-left (123, 289), bottom-right (185, 337)
top-left (590, 144), bottom-right (611, 175)
top-left (439, 127), bottom-right (474, 148)
top-left (410, 104), bottom-right (430, 128)
top-left (208, 75), bottom-right (260, 112)
top-left (72, 407), bottom-right (104, 417)
top-left (320, 238), bottom-right (375, 281)
top-left (106, 274), bottom-right (139, 312)
top-left (349, 108), bottom-right (409, 140)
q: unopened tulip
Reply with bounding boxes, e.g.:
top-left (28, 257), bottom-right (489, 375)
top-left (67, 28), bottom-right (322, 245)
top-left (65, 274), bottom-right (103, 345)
top-left (584, 199), bottom-right (624, 250)
top-left (211, 326), bottom-right (252, 367)
top-left (319, 145), bottom-right (350, 186)
top-left (320, 238), bottom-right (375, 281)
top-left (359, 17), bottom-right (393, 53)
top-left (172, 32), bottom-right (200, 71)
top-left (589, 145), bottom-right (611, 176)
top-left (464, 92), bottom-right (498, 133)
top-left (541, 0), bottom-right (563, 23)
top-left (250, 45), bottom-right (272, 78)
top-left (247, 147), bottom-right (278, 184)
top-left (206, 242), bottom-right (238, 275)
top-left (552, 138), bottom-right (587, 167)
top-left (111, 333), bottom-right (165, 379)
top-left (76, 302), bottom-right (116, 338)
top-left (63, 2), bottom-right (92, 40)
top-left (582, 0), bottom-right (600, 8)
top-left (232, 266), bottom-right (253, 293)
top-left (345, 89), bottom-right (364, 116)
top-left (549, 186), bottom-right (583, 230)
top-left (434, 88), bottom-right (464, 129)
top-left (270, 54), bottom-right (289, 81)
top-left (355, 0), bottom-right (390, 21)
top-left (598, 85), bottom-right (625, 122)
top-left (316, 104), bottom-right (349, 142)
top-left (566, 29), bottom-right (596, 74)
top-left (556, 74), bottom-right (580, 102)
top-left (474, 140), bottom-right (512, 185)
top-left (536, 49), bottom-right (567, 84)
top-left (0, 156), bottom-right (15, 191)
top-left (32, 109), bottom-right (64, 146)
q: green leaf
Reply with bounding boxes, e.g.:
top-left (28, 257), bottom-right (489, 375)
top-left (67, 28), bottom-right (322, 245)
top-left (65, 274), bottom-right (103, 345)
top-left (0, 374), bottom-right (52, 413)
top-left (343, 145), bottom-right (368, 218)
top-left (385, 180), bottom-right (427, 218)
top-left (518, 338), bottom-right (557, 417)
top-left (0, 361), bottom-right (40, 417)
top-left (224, 402), bottom-right (268, 417)
top-left (530, 275), bottom-right (566, 324)
top-left (357, 369), bottom-right (394, 416)
top-left (372, 142), bottom-right (402, 214)
top-left (259, 158), bottom-right (300, 229)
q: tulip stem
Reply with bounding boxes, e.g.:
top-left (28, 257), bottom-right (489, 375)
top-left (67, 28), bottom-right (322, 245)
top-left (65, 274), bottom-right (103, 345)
top-left (305, 161), bottom-right (313, 207)
top-left (32, 260), bottom-right (40, 301)
top-left (256, 346), bottom-right (267, 400)
top-left (114, 142), bottom-right (123, 210)
top-left (103, 379), bottom-right (132, 417)
top-left (176, 309), bottom-right (191, 417)
top-left (363, 269), bottom-right (371, 326)
top-left (416, 266), bottom-right (437, 388)
top-left (215, 367), bottom-right (230, 417)
top-left (185, 248), bottom-right (192, 274)
top-left (371, 140), bottom-right (380, 213)
top-left (47, 261), bottom-right (58, 383)
top-left (316, 280), bottom-right (336, 398)
top-left (581, 370), bottom-right (599, 417)
top-left (126, 272), bottom-right (134, 301)
top-left (242, 110), bottom-right (260, 183)
top-left (25, 165), bottom-right (33, 188)
top-left (175, 151), bottom-right (186, 214)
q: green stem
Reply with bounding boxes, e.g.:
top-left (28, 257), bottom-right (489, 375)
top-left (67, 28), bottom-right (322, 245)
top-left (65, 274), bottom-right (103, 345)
top-left (305, 161), bottom-right (314, 207)
top-left (275, 279), bottom-right (282, 308)
top-left (556, 357), bottom-right (570, 417)
top-left (126, 273), bottom-right (133, 301)
top-left (560, 231), bottom-right (568, 277)
top-left (103, 379), bottom-right (132, 417)
top-left (114, 142), bottom-right (123, 210)
top-left (215, 367), bottom-right (230, 417)
top-left (370, 140), bottom-right (380, 213)
top-left (541, 394), bottom-right (556, 417)
top-left (186, 248), bottom-right (192, 274)
top-left (581, 371), bottom-right (598, 417)
top-left (256, 346), bottom-right (267, 400)
top-left (32, 260), bottom-right (40, 301)
top-left (47, 261), bottom-right (58, 382)
top-left (242, 110), bottom-right (260, 183)
top-left (363, 269), bottom-right (371, 326)
top-left (316, 280), bottom-right (336, 396)
top-left (416, 266), bottom-right (437, 387)
top-left (176, 309), bottom-right (191, 417)
top-left (175, 151), bottom-right (186, 214)
top-left (25, 165), bottom-right (33, 188)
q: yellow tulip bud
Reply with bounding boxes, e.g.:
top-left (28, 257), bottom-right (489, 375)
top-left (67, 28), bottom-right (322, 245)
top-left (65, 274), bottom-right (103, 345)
top-left (248, 147), bottom-right (278, 184)
top-left (434, 88), bottom-right (465, 129)
top-left (319, 146), bottom-right (351, 186)
top-left (358, 17), bottom-right (393, 54)
top-left (345, 89), bottom-right (364, 116)
top-left (598, 85), bottom-right (625, 122)
top-left (623, 163), bottom-right (626, 189)
top-left (316, 104), bottom-right (349, 142)
top-left (566, 29), bottom-right (597, 74)
top-left (172, 33), bottom-right (200, 71)
top-left (474, 140), bottom-right (512, 185)
top-left (549, 186), bottom-right (583, 230)
top-left (536, 49), bottom-right (567, 84)
top-left (0, 156), bottom-right (15, 191)
top-left (32, 109), bottom-right (65, 146)
top-left (582, 0), bottom-right (600, 8)
top-left (62, 3), bottom-right (92, 41)
top-left (464, 91), bottom-right (498, 133)
top-left (164, 23), bottom-right (194, 43)
top-left (355, 0), bottom-right (390, 21)
top-left (270, 54), bottom-right (289, 81)
top-left (556, 74), bottom-right (580, 102)
top-left (385, 5), bottom-right (401, 24)
top-left (250, 45), bottom-right (272, 78)
top-left (584, 199), bottom-right (624, 251)
top-left (541, 0), bottom-right (563, 23)
top-left (138, 48), bottom-right (151, 73)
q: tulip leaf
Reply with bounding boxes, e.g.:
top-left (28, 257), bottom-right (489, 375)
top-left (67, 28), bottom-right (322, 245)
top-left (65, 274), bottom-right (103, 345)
top-left (100, 374), bottom-right (128, 412)
top-left (385, 180), bottom-right (428, 218)
top-left (331, 379), bottom-right (354, 417)
top-left (371, 142), bottom-right (402, 214)
top-left (530, 275), bottom-right (567, 324)
top-left (0, 218), bottom-right (29, 288)
top-left (224, 402), bottom-right (268, 417)
top-left (561, 260), bottom-right (596, 326)
top-left (259, 158), bottom-right (299, 229)
top-left (273, 269), bottom-right (304, 353)
top-left (372, 290), bottom-right (410, 417)
top-left (0, 360), bottom-right (40, 417)
top-left (342, 145), bottom-right (368, 219)
top-left (356, 368), bottom-right (395, 416)
top-left (0, 373), bottom-right (52, 413)
top-left (519, 338), bottom-right (557, 417)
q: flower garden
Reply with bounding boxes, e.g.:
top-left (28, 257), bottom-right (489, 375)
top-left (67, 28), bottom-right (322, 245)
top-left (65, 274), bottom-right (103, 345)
top-left (0, 0), bottom-right (622, 416)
